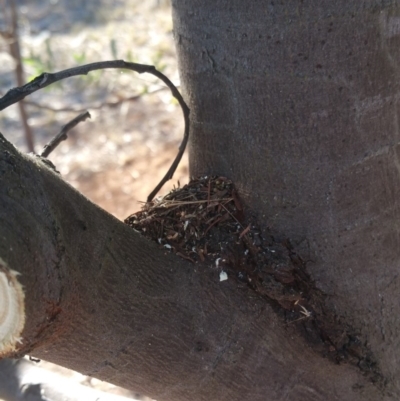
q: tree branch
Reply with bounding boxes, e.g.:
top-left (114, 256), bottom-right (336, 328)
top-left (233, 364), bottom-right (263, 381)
top-left (0, 60), bottom-right (190, 200)
top-left (0, 132), bottom-right (385, 401)
top-left (40, 111), bottom-right (91, 158)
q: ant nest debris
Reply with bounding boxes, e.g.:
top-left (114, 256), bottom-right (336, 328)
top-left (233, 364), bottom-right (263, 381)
top-left (125, 176), bottom-right (312, 316)
top-left (125, 176), bottom-right (382, 382)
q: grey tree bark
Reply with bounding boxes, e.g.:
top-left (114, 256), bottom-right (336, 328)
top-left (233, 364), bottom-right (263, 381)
top-left (2, 132), bottom-right (384, 401)
top-left (1, 1), bottom-right (400, 400)
top-left (171, 0), bottom-right (400, 399)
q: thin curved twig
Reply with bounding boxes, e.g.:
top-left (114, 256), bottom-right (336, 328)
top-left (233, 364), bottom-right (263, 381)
top-left (22, 86), bottom-right (170, 113)
top-left (0, 60), bottom-right (190, 201)
top-left (40, 111), bottom-right (91, 158)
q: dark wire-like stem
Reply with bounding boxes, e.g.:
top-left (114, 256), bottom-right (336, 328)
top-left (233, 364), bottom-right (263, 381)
top-left (0, 60), bottom-right (190, 201)
top-left (40, 111), bottom-right (91, 158)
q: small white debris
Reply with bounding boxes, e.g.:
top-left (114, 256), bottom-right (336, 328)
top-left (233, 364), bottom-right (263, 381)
top-left (219, 271), bottom-right (228, 282)
top-left (158, 238), bottom-right (162, 244)
top-left (215, 258), bottom-right (222, 268)
top-left (184, 220), bottom-right (189, 231)
top-left (164, 244), bottom-right (172, 249)
top-left (244, 249), bottom-right (249, 255)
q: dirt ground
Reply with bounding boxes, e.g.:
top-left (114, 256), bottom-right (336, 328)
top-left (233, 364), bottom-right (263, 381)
top-left (0, 0), bottom-right (188, 220)
top-left (0, 0), bottom-right (187, 399)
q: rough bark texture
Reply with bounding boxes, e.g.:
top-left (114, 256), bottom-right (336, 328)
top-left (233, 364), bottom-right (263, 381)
top-left (0, 128), bottom-right (392, 401)
top-left (171, 0), bottom-right (400, 398)
top-left (1, 1), bottom-right (400, 400)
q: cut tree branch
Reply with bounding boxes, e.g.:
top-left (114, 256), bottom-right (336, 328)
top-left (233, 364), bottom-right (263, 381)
top-left (0, 132), bottom-right (385, 401)
top-left (0, 60), bottom-right (190, 200)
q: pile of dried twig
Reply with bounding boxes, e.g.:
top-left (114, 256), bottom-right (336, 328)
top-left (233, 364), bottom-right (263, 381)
top-left (125, 175), bottom-right (307, 311)
top-left (125, 177), bottom-right (380, 373)
top-left (125, 176), bottom-right (245, 264)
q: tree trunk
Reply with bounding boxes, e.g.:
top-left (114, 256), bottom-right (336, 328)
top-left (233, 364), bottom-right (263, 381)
top-left (1, 1), bottom-right (400, 400)
top-left (171, 0), bottom-right (400, 398)
top-left (0, 133), bottom-right (383, 400)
